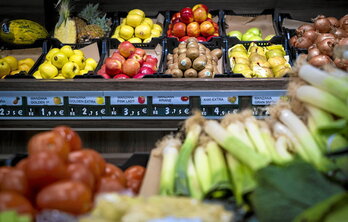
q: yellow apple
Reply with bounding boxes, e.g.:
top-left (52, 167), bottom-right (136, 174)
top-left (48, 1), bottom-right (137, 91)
top-left (3, 56), bottom-right (18, 71)
top-left (46, 48), bottom-right (60, 61)
top-left (60, 45), bottom-right (74, 58)
top-left (51, 52), bottom-right (68, 69)
top-left (33, 70), bottom-right (42, 79)
top-left (73, 49), bottom-right (85, 57)
top-left (0, 59), bottom-right (11, 78)
top-left (69, 54), bottom-right (85, 69)
top-left (39, 62), bottom-right (58, 79)
top-left (85, 58), bottom-right (98, 69)
top-left (62, 62), bottom-right (80, 79)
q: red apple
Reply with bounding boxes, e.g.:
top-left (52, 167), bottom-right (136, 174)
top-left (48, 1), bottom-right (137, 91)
top-left (207, 13), bottom-right (212, 19)
top-left (133, 73), bottom-right (145, 79)
top-left (138, 66), bottom-right (155, 75)
top-left (122, 59), bottom-right (140, 77)
top-left (168, 23), bottom-right (173, 31)
top-left (213, 22), bottom-right (219, 32)
top-left (97, 64), bottom-right (106, 75)
top-left (193, 7), bottom-right (207, 23)
top-left (145, 55), bottom-right (158, 66)
top-left (172, 22), bottom-right (186, 38)
top-left (172, 18), bottom-right (181, 25)
top-left (206, 18), bottom-right (213, 23)
top-left (196, 36), bottom-right (207, 42)
top-left (180, 8), bottom-right (194, 24)
top-left (128, 53), bottom-right (144, 65)
top-left (187, 22), bottom-right (200, 37)
top-left (138, 96), bottom-right (146, 104)
top-left (101, 73), bottom-right (111, 79)
top-left (192, 4), bottom-right (209, 12)
top-left (105, 58), bottom-right (122, 76)
top-left (200, 21), bottom-right (215, 37)
top-left (134, 48), bottom-right (146, 58)
top-left (207, 36), bottom-right (215, 41)
top-left (171, 12), bottom-right (181, 22)
top-left (118, 41), bottom-right (136, 58)
top-left (142, 62), bottom-right (157, 72)
top-left (111, 52), bottom-right (126, 64)
top-left (180, 36), bottom-right (190, 42)
top-left (114, 74), bottom-right (130, 79)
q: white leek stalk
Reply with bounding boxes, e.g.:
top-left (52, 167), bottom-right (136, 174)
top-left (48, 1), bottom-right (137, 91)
top-left (187, 157), bottom-right (203, 200)
top-left (244, 116), bottom-right (271, 157)
top-left (275, 135), bottom-right (294, 162)
top-left (194, 146), bottom-right (212, 194)
top-left (226, 120), bottom-right (256, 151)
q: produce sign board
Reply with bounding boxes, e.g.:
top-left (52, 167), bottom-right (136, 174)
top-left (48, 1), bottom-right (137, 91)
top-left (200, 96), bottom-right (239, 117)
top-left (251, 95), bottom-right (288, 117)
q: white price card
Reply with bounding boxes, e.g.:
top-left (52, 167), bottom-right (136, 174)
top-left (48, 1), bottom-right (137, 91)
top-left (28, 96), bottom-right (64, 106)
top-left (200, 96), bottom-right (238, 105)
top-left (110, 96), bottom-right (147, 105)
top-left (252, 96), bottom-right (281, 105)
top-left (0, 96), bottom-right (23, 106)
top-left (69, 96), bottom-right (105, 105)
top-left (152, 96), bottom-right (189, 105)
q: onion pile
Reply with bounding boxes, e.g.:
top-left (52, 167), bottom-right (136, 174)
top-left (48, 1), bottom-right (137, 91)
top-left (289, 14), bottom-right (348, 70)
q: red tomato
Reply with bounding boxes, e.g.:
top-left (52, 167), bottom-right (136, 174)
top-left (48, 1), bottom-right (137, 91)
top-left (53, 126), bottom-right (82, 152)
top-left (68, 149), bottom-right (105, 181)
top-left (28, 131), bottom-right (70, 161)
top-left (104, 163), bottom-right (126, 187)
top-left (0, 191), bottom-right (35, 217)
top-left (26, 151), bottom-right (67, 190)
top-left (16, 158), bottom-right (28, 171)
top-left (124, 165), bottom-right (146, 194)
top-left (0, 166), bottom-right (12, 184)
top-left (96, 177), bottom-right (125, 194)
top-left (0, 168), bottom-right (29, 196)
top-left (36, 180), bottom-right (92, 215)
top-left (67, 163), bottom-right (95, 190)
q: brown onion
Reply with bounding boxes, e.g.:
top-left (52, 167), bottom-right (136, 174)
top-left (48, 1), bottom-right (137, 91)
top-left (339, 15), bottom-right (348, 28)
top-left (294, 37), bottom-right (313, 49)
top-left (296, 24), bottom-right (315, 35)
top-left (315, 33), bottom-right (335, 44)
top-left (289, 35), bottom-right (298, 47)
top-left (338, 38), bottom-right (348, 46)
top-left (308, 44), bottom-right (317, 50)
top-left (341, 18), bottom-right (348, 32)
top-left (313, 15), bottom-right (331, 33)
top-left (303, 30), bottom-right (319, 42)
top-left (331, 28), bottom-right (348, 38)
top-left (308, 54), bottom-right (332, 67)
top-left (307, 47), bottom-right (321, 60)
top-left (334, 58), bottom-right (348, 71)
top-left (327, 17), bottom-right (340, 27)
top-left (317, 38), bottom-right (336, 56)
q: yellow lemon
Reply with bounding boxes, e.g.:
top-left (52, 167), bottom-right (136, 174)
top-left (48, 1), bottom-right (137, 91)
top-left (151, 29), bottom-right (161, 37)
top-left (3, 56), bottom-right (18, 71)
top-left (126, 14), bottom-right (144, 28)
top-left (39, 62), bottom-right (58, 79)
top-left (143, 18), bottom-right (153, 28)
top-left (45, 48), bottom-right (60, 61)
top-left (33, 70), bottom-right (42, 79)
top-left (143, 37), bottom-right (152, 43)
top-left (73, 49), bottom-right (85, 57)
top-left (119, 25), bottom-right (134, 40)
top-left (152, 24), bottom-right (163, 33)
top-left (128, 9), bottom-right (145, 18)
top-left (128, 37), bottom-right (142, 43)
top-left (135, 24), bottom-right (151, 39)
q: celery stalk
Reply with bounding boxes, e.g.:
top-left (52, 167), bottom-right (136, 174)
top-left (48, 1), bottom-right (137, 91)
top-left (194, 146), bottom-right (212, 194)
top-left (187, 157), bottom-right (203, 200)
top-left (296, 85), bottom-right (348, 119)
top-left (204, 120), bottom-right (270, 171)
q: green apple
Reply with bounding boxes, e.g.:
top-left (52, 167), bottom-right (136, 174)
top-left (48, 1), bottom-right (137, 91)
top-left (266, 49), bottom-right (285, 59)
top-left (62, 62), bottom-right (80, 79)
top-left (45, 48), bottom-right (60, 62)
top-left (85, 58), bottom-right (98, 70)
top-left (264, 34), bottom-right (275, 41)
top-left (268, 56), bottom-right (287, 67)
top-left (69, 54), bottom-right (86, 69)
top-left (51, 52), bottom-right (68, 69)
top-left (248, 36), bottom-right (263, 41)
top-left (39, 62), bottom-right (58, 79)
top-left (242, 32), bottom-right (256, 41)
top-left (60, 45), bottom-right (74, 58)
top-left (227, 30), bottom-right (243, 40)
top-left (0, 59), bottom-right (11, 78)
top-left (246, 27), bottom-right (262, 37)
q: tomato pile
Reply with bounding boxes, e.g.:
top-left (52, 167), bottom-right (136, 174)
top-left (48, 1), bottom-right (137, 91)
top-left (0, 126), bottom-right (146, 219)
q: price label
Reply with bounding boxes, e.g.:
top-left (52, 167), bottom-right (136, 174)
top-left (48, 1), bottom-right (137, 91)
top-left (68, 96), bottom-right (106, 117)
top-left (26, 96), bottom-right (66, 118)
top-left (27, 96), bottom-right (64, 106)
top-left (0, 96), bottom-right (25, 118)
top-left (110, 96), bottom-right (147, 105)
top-left (108, 96), bottom-right (148, 117)
top-left (252, 96), bottom-right (288, 117)
top-left (152, 96), bottom-right (189, 105)
top-left (200, 96), bottom-right (239, 117)
top-left (151, 106), bottom-right (191, 116)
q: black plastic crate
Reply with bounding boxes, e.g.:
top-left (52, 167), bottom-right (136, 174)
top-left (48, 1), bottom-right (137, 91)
top-left (221, 9), bottom-right (281, 42)
top-left (160, 37), bottom-right (228, 78)
top-left (109, 11), bottom-right (167, 48)
top-left (165, 10), bottom-right (224, 43)
top-left (225, 36), bottom-right (293, 78)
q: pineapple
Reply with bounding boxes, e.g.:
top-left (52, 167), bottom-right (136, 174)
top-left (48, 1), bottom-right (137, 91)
top-left (78, 24), bottom-right (104, 42)
top-left (54, 0), bottom-right (76, 44)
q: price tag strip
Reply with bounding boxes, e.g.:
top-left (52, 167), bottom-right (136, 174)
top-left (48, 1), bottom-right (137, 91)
top-left (0, 96), bottom-right (25, 117)
top-left (200, 96), bottom-right (239, 118)
top-left (105, 96), bottom-right (149, 119)
top-left (251, 94), bottom-right (288, 117)
top-left (151, 96), bottom-right (191, 118)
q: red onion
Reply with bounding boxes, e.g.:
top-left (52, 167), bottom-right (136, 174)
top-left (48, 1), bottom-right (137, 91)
top-left (313, 15), bottom-right (331, 33)
top-left (308, 54), bottom-right (332, 67)
top-left (338, 38), bottom-right (348, 46)
top-left (331, 28), bottom-right (348, 38)
top-left (303, 30), bottom-right (319, 42)
top-left (334, 58), bottom-right (348, 71)
top-left (307, 47), bottom-right (321, 60)
top-left (294, 37), bottom-right (313, 49)
top-left (317, 38), bottom-right (336, 56)
top-left (327, 17), bottom-right (340, 27)
top-left (296, 24), bottom-right (315, 35)
top-left (315, 33), bottom-right (335, 44)
top-left (289, 35), bottom-right (298, 47)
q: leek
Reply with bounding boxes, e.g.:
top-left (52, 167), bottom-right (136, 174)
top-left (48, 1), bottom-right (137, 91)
top-left (275, 135), bottom-right (294, 163)
top-left (259, 121), bottom-right (282, 164)
top-left (158, 136), bottom-right (182, 196)
top-left (307, 115), bottom-right (327, 152)
top-left (296, 85), bottom-right (348, 119)
top-left (299, 64), bottom-right (348, 102)
top-left (193, 146), bottom-right (212, 194)
top-left (187, 157), bottom-right (203, 200)
top-left (204, 120), bottom-right (270, 171)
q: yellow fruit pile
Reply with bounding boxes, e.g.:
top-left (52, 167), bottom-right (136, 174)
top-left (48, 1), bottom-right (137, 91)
top-left (34, 45), bottom-right (98, 79)
top-left (0, 56), bottom-right (35, 78)
top-left (111, 9), bottom-right (163, 44)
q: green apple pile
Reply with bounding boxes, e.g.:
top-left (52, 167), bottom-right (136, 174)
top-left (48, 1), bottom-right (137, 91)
top-left (33, 45), bottom-right (98, 79)
top-left (229, 43), bottom-right (291, 78)
top-left (227, 27), bottom-right (274, 41)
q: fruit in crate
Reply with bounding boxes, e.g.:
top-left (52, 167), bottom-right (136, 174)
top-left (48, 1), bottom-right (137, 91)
top-left (111, 9), bottom-right (164, 43)
top-left (98, 41), bottom-right (158, 79)
top-left (34, 45), bottom-right (98, 79)
top-left (164, 37), bottom-right (222, 78)
top-left (0, 19), bottom-right (48, 45)
top-left (227, 27), bottom-right (274, 41)
top-left (0, 56), bottom-right (36, 78)
top-left (228, 42), bottom-right (291, 78)
top-left (167, 4), bottom-right (219, 41)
